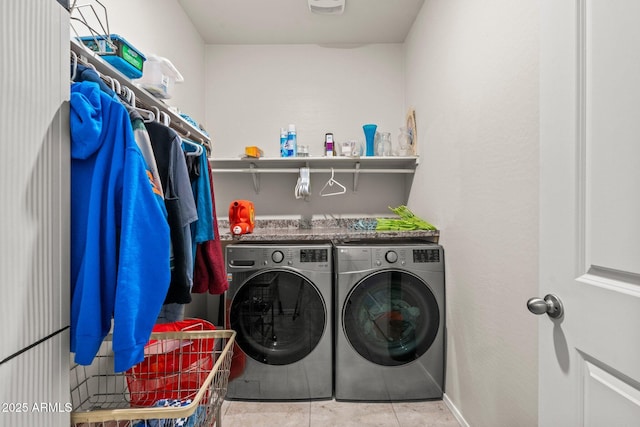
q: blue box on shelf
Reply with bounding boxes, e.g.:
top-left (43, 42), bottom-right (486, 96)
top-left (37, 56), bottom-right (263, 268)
top-left (77, 34), bottom-right (146, 79)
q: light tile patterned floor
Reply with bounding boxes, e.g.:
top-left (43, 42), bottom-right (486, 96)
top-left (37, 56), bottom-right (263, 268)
top-left (220, 399), bottom-right (460, 427)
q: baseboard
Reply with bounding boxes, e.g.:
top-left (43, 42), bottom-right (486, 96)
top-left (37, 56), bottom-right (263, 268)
top-left (443, 393), bottom-right (470, 427)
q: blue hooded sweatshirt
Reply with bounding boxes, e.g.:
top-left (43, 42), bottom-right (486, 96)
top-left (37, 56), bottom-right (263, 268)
top-left (70, 81), bottom-right (170, 372)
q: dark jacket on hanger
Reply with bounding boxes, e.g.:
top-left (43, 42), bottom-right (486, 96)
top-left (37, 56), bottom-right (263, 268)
top-left (145, 121), bottom-right (198, 304)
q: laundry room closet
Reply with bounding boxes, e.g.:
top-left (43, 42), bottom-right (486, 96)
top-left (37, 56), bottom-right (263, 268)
top-left (1, 1), bottom-right (540, 426)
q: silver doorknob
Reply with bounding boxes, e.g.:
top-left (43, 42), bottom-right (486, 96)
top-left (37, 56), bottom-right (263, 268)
top-left (527, 294), bottom-right (564, 319)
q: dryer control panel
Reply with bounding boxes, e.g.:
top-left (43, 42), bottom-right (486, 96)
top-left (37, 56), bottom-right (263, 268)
top-left (336, 243), bottom-right (444, 273)
top-left (413, 248), bottom-right (441, 263)
top-left (300, 248), bottom-right (329, 263)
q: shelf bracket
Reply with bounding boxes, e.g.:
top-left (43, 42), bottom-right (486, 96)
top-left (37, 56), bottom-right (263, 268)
top-left (250, 162), bottom-right (260, 193)
top-left (353, 161), bottom-right (361, 191)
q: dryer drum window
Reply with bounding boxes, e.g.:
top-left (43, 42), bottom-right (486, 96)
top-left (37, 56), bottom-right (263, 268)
top-left (230, 269), bottom-right (326, 366)
top-left (343, 270), bottom-right (440, 366)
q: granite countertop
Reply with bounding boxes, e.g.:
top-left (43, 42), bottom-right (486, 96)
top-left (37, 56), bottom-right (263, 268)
top-left (217, 218), bottom-right (439, 243)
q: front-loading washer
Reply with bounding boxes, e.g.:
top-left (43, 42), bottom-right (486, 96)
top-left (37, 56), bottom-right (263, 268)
top-left (334, 241), bottom-right (445, 401)
top-left (225, 243), bottom-right (332, 400)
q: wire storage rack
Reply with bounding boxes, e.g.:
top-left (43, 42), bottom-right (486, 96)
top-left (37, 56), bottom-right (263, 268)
top-left (70, 330), bottom-right (235, 427)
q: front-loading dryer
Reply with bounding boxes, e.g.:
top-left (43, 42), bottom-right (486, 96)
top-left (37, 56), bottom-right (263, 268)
top-left (334, 241), bottom-right (445, 401)
top-left (225, 243), bottom-right (332, 400)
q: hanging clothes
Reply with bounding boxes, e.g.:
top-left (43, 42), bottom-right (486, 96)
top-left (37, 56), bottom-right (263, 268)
top-left (72, 64), bottom-right (115, 97)
top-left (145, 121), bottom-right (197, 306)
top-left (129, 109), bottom-right (164, 199)
top-left (192, 162), bottom-right (228, 295)
top-left (183, 140), bottom-right (214, 255)
top-left (70, 81), bottom-right (171, 373)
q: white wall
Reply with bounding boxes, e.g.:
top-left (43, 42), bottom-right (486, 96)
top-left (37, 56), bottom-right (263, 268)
top-left (205, 44), bottom-right (409, 217)
top-left (72, 0), bottom-right (206, 123)
top-left (71, 3), bottom-right (542, 423)
top-left (404, 1), bottom-right (539, 426)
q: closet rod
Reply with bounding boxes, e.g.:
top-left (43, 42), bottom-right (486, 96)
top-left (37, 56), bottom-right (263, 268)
top-left (70, 39), bottom-right (211, 151)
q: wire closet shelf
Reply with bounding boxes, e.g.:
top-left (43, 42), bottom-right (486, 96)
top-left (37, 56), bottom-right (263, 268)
top-left (69, 0), bottom-right (210, 152)
top-left (70, 39), bottom-right (211, 152)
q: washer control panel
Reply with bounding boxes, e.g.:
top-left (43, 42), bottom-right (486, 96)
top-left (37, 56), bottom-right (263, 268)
top-left (413, 248), bottom-right (441, 263)
top-left (227, 244), bottom-right (332, 271)
top-left (372, 247), bottom-right (409, 266)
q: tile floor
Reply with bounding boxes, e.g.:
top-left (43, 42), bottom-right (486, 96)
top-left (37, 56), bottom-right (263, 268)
top-left (219, 399), bottom-right (460, 427)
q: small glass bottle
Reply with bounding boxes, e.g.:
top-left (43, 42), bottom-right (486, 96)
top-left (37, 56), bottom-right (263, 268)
top-left (376, 132), bottom-right (392, 156)
top-left (398, 127), bottom-right (411, 156)
top-left (381, 132), bottom-right (392, 156)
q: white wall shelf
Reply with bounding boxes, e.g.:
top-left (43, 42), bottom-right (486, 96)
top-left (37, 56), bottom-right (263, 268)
top-left (209, 156), bottom-right (419, 193)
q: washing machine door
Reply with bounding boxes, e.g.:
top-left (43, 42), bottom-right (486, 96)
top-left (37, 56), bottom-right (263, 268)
top-left (230, 269), bottom-right (326, 366)
top-left (343, 269), bottom-right (440, 366)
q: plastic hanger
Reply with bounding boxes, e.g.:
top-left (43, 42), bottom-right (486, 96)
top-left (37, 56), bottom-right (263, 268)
top-left (159, 111), bottom-right (171, 127)
top-left (319, 168), bottom-right (346, 197)
top-left (70, 51), bottom-right (78, 81)
top-left (123, 89), bottom-right (155, 122)
top-left (107, 75), bottom-right (121, 96)
top-left (182, 138), bottom-right (204, 157)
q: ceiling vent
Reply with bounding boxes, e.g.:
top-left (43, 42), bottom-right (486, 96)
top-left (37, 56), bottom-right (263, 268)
top-left (308, 0), bottom-right (345, 15)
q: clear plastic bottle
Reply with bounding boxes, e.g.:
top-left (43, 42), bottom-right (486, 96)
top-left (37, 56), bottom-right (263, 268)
top-left (287, 124), bottom-right (297, 157)
top-left (280, 127), bottom-right (288, 157)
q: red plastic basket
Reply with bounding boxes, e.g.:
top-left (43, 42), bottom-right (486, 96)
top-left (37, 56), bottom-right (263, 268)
top-left (125, 319), bottom-right (216, 407)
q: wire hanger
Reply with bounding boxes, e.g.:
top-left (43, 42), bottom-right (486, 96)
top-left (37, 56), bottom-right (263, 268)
top-left (319, 168), bottom-right (346, 197)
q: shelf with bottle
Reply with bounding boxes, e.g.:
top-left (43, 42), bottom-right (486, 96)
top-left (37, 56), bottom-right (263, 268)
top-left (208, 155), bottom-right (419, 193)
top-left (208, 154), bottom-right (419, 172)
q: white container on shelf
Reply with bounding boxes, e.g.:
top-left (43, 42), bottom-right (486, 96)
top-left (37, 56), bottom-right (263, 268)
top-left (136, 54), bottom-right (184, 99)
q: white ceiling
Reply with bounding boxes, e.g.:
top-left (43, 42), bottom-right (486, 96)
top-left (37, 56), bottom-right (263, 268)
top-left (177, 0), bottom-right (425, 45)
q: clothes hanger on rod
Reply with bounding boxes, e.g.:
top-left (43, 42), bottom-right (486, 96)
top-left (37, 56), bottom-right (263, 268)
top-left (151, 107), bottom-right (172, 127)
top-left (182, 138), bottom-right (204, 157)
top-left (123, 89), bottom-right (155, 122)
top-left (103, 75), bottom-right (121, 95)
top-left (158, 111), bottom-right (171, 127)
top-left (152, 109), bottom-right (202, 156)
top-left (319, 168), bottom-right (346, 197)
top-left (173, 126), bottom-right (207, 150)
top-left (70, 51), bottom-right (78, 81)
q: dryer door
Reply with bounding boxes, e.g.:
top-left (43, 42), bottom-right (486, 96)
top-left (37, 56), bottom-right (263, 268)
top-left (230, 269), bottom-right (326, 365)
top-left (343, 270), bottom-right (440, 366)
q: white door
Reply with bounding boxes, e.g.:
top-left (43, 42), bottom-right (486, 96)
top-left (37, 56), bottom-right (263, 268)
top-left (538, 0), bottom-right (640, 425)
